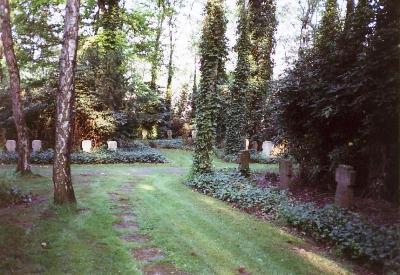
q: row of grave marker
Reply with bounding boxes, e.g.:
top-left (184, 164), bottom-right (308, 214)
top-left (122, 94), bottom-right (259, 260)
top-left (3, 138), bottom-right (277, 158)
top-left (238, 151), bottom-right (356, 209)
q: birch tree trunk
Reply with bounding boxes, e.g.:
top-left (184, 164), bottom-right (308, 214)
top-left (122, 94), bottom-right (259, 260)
top-left (0, 0), bottom-right (31, 174)
top-left (53, 0), bottom-right (80, 204)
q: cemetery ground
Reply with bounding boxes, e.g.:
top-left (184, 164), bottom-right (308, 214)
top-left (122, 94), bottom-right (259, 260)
top-left (0, 149), bottom-right (367, 275)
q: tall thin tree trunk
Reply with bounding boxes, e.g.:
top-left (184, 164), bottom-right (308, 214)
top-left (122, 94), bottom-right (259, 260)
top-left (165, 11), bottom-right (175, 112)
top-left (0, 0), bottom-right (31, 174)
top-left (150, 1), bottom-right (166, 90)
top-left (53, 0), bottom-right (80, 204)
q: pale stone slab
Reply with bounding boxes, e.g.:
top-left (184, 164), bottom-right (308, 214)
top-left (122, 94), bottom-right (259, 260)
top-left (279, 160), bottom-right (293, 189)
top-left (191, 130), bottom-right (197, 140)
top-left (167, 130), bottom-right (173, 140)
top-left (6, 140), bottom-right (16, 153)
top-left (334, 165), bottom-right (356, 208)
top-left (32, 140), bottom-right (42, 152)
top-left (141, 129), bottom-right (148, 140)
top-left (107, 141), bottom-right (117, 151)
top-left (82, 140), bottom-right (92, 153)
top-left (245, 139), bottom-right (249, 150)
top-left (262, 141), bottom-right (274, 157)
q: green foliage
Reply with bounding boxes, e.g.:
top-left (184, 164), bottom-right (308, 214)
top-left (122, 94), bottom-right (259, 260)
top-left (0, 147), bottom-right (166, 164)
top-left (214, 148), bottom-right (277, 164)
top-left (247, 0), bottom-right (276, 139)
top-left (193, 0), bottom-right (228, 174)
top-left (271, 0), bottom-right (400, 201)
top-left (186, 169), bottom-right (400, 271)
top-left (224, 0), bottom-right (250, 156)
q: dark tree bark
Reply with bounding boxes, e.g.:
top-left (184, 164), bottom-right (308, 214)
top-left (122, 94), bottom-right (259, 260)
top-left (53, 0), bottom-right (80, 204)
top-left (150, 0), bottom-right (166, 90)
top-left (0, 0), bottom-right (31, 174)
top-left (165, 2), bottom-right (176, 112)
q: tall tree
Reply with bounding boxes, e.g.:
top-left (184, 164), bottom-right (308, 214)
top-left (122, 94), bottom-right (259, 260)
top-left (193, 0), bottom-right (227, 173)
top-left (53, 0), bottom-right (80, 204)
top-left (247, 0), bottom-right (276, 141)
top-left (150, 0), bottom-right (167, 90)
top-left (0, 0), bottom-right (31, 174)
top-left (165, 0), bottom-right (180, 112)
top-left (225, 0), bottom-right (251, 155)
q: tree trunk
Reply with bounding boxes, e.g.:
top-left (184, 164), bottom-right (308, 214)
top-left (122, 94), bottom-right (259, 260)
top-left (53, 0), bottom-right (80, 204)
top-left (0, 0), bottom-right (31, 174)
top-left (150, 1), bottom-right (166, 90)
top-left (165, 11), bottom-right (175, 112)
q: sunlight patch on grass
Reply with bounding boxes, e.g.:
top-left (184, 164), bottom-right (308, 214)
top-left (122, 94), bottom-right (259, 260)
top-left (293, 247), bottom-right (351, 275)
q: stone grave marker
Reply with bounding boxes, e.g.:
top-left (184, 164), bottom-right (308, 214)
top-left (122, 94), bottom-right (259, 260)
top-left (262, 141), bottom-right (274, 157)
top-left (32, 140), bottom-right (42, 152)
top-left (141, 129), bottom-right (148, 140)
top-left (5, 140), bottom-right (16, 153)
top-left (107, 141), bottom-right (117, 151)
top-left (82, 140), bottom-right (92, 153)
top-left (334, 165), bottom-right (356, 208)
top-left (167, 130), bottom-right (173, 140)
top-left (238, 150), bottom-right (250, 176)
top-left (191, 130), bottom-right (197, 140)
top-left (279, 160), bottom-right (293, 189)
top-left (244, 139), bottom-right (249, 150)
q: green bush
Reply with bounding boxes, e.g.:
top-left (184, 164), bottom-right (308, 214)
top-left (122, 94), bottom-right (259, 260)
top-left (214, 148), bottom-right (277, 164)
top-left (0, 147), bottom-right (166, 165)
top-left (186, 169), bottom-right (399, 271)
top-left (144, 139), bottom-right (194, 150)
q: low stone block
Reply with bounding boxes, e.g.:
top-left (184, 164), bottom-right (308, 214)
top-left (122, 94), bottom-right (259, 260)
top-left (279, 160), bottom-right (293, 189)
top-left (334, 165), bottom-right (356, 208)
top-left (32, 140), bottom-right (42, 152)
top-left (238, 150), bottom-right (250, 176)
top-left (82, 140), bottom-right (92, 153)
top-left (142, 129), bottom-right (148, 140)
top-left (5, 140), bottom-right (16, 153)
top-left (107, 141), bottom-right (117, 151)
top-left (262, 141), bottom-right (274, 157)
top-left (191, 130), bottom-right (197, 140)
top-left (244, 139), bottom-right (249, 150)
top-left (167, 130), bottom-right (173, 140)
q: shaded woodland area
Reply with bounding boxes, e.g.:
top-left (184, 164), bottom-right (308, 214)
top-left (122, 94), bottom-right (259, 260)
top-left (0, 0), bottom-right (399, 274)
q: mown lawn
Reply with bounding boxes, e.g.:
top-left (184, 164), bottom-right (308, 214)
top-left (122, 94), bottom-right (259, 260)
top-left (0, 149), bottom-right (352, 274)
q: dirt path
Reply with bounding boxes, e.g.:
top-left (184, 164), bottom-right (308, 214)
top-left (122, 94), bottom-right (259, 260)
top-left (108, 178), bottom-right (188, 275)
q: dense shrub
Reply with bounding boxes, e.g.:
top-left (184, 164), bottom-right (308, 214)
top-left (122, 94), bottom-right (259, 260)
top-left (145, 139), bottom-right (194, 151)
top-left (214, 148), bottom-right (277, 164)
top-left (0, 147), bottom-right (166, 165)
top-left (186, 169), bottom-right (399, 271)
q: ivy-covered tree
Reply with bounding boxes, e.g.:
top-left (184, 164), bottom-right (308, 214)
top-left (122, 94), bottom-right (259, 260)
top-left (193, 0), bottom-right (227, 174)
top-left (273, 0), bottom-right (400, 203)
top-left (247, 0), bottom-right (276, 142)
top-left (224, 0), bottom-right (250, 156)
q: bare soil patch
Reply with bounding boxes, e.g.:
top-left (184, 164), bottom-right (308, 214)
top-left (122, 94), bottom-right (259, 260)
top-left (132, 247), bottom-right (165, 263)
top-left (142, 263), bottom-right (189, 275)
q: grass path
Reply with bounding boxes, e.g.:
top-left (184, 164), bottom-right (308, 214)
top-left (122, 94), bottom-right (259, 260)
top-left (0, 149), bottom-right (352, 274)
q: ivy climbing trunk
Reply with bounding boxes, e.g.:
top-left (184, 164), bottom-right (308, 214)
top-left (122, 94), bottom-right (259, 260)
top-left (53, 0), bottom-right (80, 204)
top-left (0, 0), bottom-right (31, 174)
top-left (193, 0), bottom-right (227, 174)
